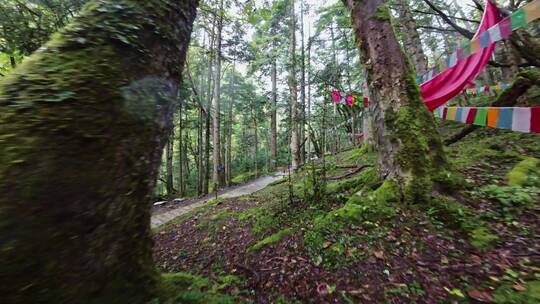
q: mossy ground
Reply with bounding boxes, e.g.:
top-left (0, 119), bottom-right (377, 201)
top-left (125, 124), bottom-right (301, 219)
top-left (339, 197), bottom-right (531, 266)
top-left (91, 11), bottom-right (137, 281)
top-left (153, 125), bottom-right (539, 303)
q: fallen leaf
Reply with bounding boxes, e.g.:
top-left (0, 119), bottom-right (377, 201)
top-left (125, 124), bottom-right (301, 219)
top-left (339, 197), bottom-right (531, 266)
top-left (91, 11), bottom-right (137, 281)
top-left (512, 283), bottom-right (526, 291)
top-left (374, 251), bottom-right (384, 259)
top-left (468, 289), bottom-right (493, 303)
top-left (323, 242), bottom-right (332, 249)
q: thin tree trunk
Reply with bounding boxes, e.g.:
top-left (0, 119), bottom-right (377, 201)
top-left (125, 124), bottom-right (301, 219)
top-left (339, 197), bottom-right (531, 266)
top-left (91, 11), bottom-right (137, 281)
top-left (299, 0), bottom-right (306, 165)
top-left (226, 65), bottom-right (234, 186)
top-left (9, 56), bottom-right (16, 68)
top-left (347, 0), bottom-right (454, 202)
top-left (166, 132), bottom-right (174, 196)
top-left (177, 101), bottom-right (184, 197)
top-left (0, 0), bottom-right (197, 302)
top-left (270, 58), bottom-right (278, 170)
top-left (204, 21), bottom-right (216, 195)
top-left (289, 0), bottom-right (300, 171)
top-left (396, 0), bottom-right (428, 75)
top-left (213, 0), bottom-right (225, 189)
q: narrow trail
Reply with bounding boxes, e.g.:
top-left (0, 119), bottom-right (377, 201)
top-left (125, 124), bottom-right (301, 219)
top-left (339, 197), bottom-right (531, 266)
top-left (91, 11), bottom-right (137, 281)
top-left (151, 172), bottom-right (286, 229)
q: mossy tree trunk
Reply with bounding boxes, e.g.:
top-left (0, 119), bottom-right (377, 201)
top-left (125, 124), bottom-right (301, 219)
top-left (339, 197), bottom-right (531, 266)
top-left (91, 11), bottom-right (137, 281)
top-left (346, 0), bottom-right (453, 202)
top-left (0, 0), bottom-right (197, 302)
top-left (289, 0), bottom-right (300, 171)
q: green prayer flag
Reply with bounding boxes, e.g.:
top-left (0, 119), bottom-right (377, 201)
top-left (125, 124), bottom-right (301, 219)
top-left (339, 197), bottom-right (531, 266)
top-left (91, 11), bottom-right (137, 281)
top-left (461, 41), bottom-right (471, 57)
top-left (474, 108), bottom-right (488, 126)
top-left (511, 9), bottom-right (527, 30)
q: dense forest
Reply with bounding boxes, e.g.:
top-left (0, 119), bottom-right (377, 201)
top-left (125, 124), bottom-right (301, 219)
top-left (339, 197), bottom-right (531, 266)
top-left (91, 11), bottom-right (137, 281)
top-left (0, 0), bottom-right (539, 303)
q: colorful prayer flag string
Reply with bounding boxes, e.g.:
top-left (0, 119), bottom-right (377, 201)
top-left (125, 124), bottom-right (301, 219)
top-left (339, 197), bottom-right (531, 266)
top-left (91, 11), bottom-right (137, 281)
top-left (434, 106), bottom-right (540, 133)
top-left (418, 0), bottom-right (540, 84)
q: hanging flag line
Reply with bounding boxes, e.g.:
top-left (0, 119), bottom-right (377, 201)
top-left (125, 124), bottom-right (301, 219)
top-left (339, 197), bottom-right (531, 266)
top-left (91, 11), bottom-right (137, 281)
top-left (331, 89), bottom-right (369, 109)
top-left (464, 82), bottom-right (510, 95)
top-left (434, 106), bottom-right (540, 133)
top-left (416, 0), bottom-right (540, 84)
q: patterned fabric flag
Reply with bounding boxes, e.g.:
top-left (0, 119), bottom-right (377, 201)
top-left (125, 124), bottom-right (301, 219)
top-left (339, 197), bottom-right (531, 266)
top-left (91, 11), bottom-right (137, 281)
top-left (332, 90), bottom-right (341, 104)
top-left (462, 42), bottom-right (472, 57)
top-left (531, 107), bottom-right (540, 133)
top-left (524, 0), bottom-right (540, 22)
top-left (442, 107), bottom-right (449, 120)
top-left (497, 107), bottom-right (513, 129)
top-left (488, 24), bottom-right (502, 42)
top-left (511, 8), bottom-right (527, 30)
top-left (474, 108), bottom-right (488, 126)
top-left (471, 39), bottom-right (481, 53)
top-left (479, 31), bottom-right (492, 48)
top-left (460, 107), bottom-right (471, 123)
top-left (466, 108), bottom-right (477, 124)
top-left (345, 95), bottom-right (353, 107)
top-left (448, 52), bottom-right (458, 67)
top-left (499, 17), bottom-right (513, 38)
top-left (455, 107), bottom-right (463, 122)
top-left (511, 107), bottom-right (531, 132)
top-left (457, 48), bottom-right (466, 61)
top-left (448, 107), bottom-right (457, 120)
top-left (487, 107), bottom-right (500, 127)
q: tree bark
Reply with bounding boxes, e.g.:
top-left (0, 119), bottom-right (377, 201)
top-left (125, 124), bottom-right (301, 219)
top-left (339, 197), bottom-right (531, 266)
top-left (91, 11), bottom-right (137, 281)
top-left (289, 0), bottom-right (300, 171)
top-left (204, 21), bottom-right (216, 195)
top-left (166, 132), bottom-right (174, 196)
top-left (270, 58), bottom-right (278, 170)
top-left (346, 0), bottom-right (453, 202)
top-left (396, 0), bottom-right (428, 75)
top-left (225, 65), bottom-right (234, 186)
top-left (213, 0), bottom-right (225, 189)
top-left (177, 100), bottom-right (185, 197)
top-left (0, 0), bottom-right (197, 302)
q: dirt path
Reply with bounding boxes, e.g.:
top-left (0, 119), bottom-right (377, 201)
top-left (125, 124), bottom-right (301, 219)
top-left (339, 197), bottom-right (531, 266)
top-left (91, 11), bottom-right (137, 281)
top-left (151, 173), bottom-right (286, 229)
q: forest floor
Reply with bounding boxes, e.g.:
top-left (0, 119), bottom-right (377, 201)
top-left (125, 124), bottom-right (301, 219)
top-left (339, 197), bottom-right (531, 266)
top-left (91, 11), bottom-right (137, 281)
top-left (152, 124), bottom-right (540, 304)
top-left (151, 173), bottom-right (287, 229)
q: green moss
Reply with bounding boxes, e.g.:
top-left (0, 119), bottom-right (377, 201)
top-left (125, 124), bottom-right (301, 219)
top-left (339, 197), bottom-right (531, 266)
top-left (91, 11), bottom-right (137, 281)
top-left (493, 280), bottom-right (540, 304)
top-left (372, 4), bottom-right (391, 21)
top-left (248, 228), bottom-right (295, 252)
top-left (470, 226), bottom-right (499, 249)
top-left (507, 157), bottom-right (539, 186)
top-left (157, 272), bottom-right (238, 304)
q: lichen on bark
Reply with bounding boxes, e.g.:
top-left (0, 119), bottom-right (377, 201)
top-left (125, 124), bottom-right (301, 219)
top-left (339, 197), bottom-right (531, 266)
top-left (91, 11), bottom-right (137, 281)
top-left (0, 0), bottom-right (198, 303)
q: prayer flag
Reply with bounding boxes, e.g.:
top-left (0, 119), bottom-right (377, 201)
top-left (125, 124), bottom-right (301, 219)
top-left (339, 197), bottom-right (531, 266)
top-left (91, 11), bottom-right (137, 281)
top-left (497, 107), bottom-right (513, 129)
top-left (345, 95), bottom-right (353, 107)
top-left (460, 107), bottom-right (470, 123)
top-left (455, 107), bottom-right (463, 122)
top-left (332, 90), bottom-right (341, 104)
top-left (363, 97), bottom-right (369, 109)
top-left (511, 107), bottom-right (531, 132)
top-left (448, 107), bottom-right (457, 120)
top-left (531, 107), bottom-right (540, 133)
top-left (462, 41), bottom-right (472, 57)
top-left (474, 108), bottom-right (488, 126)
top-left (457, 48), bottom-right (465, 61)
top-left (471, 38), bottom-right (481, 53)
top-left (442, 107), bottom-right (448, 120)
top-left (487, 107), bottom-right (500, 127)
top-left (499, 17), bottom-right (513, 38)
top-left (524, 0), bottom-right (540, 22)
top-left (466, 108), bottom-right (477, 124)
top-left (510, 8), bottom-right (527, 30)
top-left (479, 31), bottom-right (492, 48)
top-left (488, 24), bottom-right (502, 42)
top-left (448, 51), bottom-right (458, 67)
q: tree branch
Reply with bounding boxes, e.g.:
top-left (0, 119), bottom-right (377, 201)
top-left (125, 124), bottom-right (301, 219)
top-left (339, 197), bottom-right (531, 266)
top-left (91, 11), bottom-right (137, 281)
top-left (422, 0), bottom-right (475, 39)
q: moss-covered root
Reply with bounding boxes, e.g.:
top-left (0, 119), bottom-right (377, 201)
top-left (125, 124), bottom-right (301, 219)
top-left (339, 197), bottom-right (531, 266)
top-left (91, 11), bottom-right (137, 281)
top-left (507, 157), bottom-right (540, 186)
top-left (0, 0), bottom-right (198, 303)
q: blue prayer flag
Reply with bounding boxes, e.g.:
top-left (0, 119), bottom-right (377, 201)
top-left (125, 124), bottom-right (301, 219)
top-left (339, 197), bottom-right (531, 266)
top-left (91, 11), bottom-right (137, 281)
top-left (497, 107), bottom-right (513, 129)
top-left (479, 31), bottom-right (491, 48)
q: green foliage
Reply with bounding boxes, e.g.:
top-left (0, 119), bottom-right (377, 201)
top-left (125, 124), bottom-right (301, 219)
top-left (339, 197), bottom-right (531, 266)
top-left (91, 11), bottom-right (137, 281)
top-left (480, 184), bottom-right (539, 208)
top-left (156, 272), bottom-right (239, 304)
top-left (248, 227), bottom-right (295, 252)
top-left (493, 281), bottom-right (540, 304)
top-left (507, 157), bottom-right (540, 187)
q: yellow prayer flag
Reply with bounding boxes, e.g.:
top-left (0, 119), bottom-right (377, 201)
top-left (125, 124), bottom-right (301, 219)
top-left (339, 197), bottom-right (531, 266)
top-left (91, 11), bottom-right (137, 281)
top-left (524, 0), bottom-right (540, 22)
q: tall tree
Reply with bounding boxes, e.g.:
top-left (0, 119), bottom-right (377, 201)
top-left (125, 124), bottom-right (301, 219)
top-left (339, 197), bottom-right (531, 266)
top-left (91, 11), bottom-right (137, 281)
top-left (213, 0), bottom-right (226, 189)
top-left (395, 0), bottom-right (428, 75)
top-left (289, 0), bottom-right (300, 171)
top-left (0, 0), bottom-right (198, 302)
top-left (345, 0), bottom-right (455, 202)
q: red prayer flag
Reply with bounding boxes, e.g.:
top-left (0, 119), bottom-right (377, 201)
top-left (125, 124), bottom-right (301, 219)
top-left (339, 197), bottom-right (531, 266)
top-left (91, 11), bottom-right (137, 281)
top-left (363, 97), bottom-right (369, 109)
top-left (345, 95), bottom-right (353, 107)
top-left (466, 108), bottom-right (477, 124)
top-left (332, 90), bottom-right (341, 104)
top-left (531, 106), bottom-right (540, 133)
top-left (499, 17), bottom-right (513, 38)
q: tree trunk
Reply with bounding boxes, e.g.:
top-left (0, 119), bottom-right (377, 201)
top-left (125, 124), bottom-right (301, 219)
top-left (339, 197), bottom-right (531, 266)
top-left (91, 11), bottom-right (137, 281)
top-left (0, 0), bottom-right (198, 302)
top-left (299, 0), bottom-right (306, 165)
top-left (177, 101), bottom-right (185, 197)
top-left (204, 22), bottom-right (216, 195)
top-left (347, 0), bottom-right (453, 202)
top-left (226, 66), bottom-right (234, 186)
top-left (270, 58), bottom-right (278, 170)
top-left (9, 55), bottom-right (16, 68)
top-left (213, 0), bottom-right (225, 189)
top-left (396, 0), bottom-right (428, 75)
top-left (289, 0), bottom-right (300, 171)
top-left (166, 132), bottom-right (174, 196)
